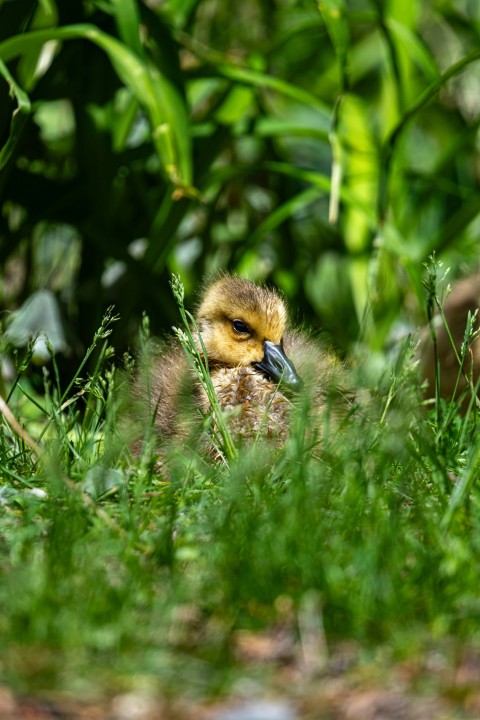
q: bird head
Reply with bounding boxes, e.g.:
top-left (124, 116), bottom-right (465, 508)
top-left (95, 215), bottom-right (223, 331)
top-left (196, 276), bottom-right (302, 392)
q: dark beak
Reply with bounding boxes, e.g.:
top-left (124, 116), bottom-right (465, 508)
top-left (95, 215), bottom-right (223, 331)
top-left (252, 340), bottom-right (303, 393)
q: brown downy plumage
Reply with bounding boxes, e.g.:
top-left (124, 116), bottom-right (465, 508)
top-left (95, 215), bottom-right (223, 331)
top-left (420, 273), bottom-right (480, 404)
top-left (135, 275), bottom-right (347, 452)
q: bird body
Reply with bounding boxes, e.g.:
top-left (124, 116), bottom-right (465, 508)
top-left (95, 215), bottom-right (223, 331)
top-left (135, 275), bottom-right (344, 453)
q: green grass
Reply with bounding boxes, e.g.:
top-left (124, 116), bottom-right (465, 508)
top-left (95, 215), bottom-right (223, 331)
top-left (1, 276), bottom-right (480, 703)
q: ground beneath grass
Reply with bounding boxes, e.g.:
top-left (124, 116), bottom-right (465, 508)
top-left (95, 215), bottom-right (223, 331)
top-left (3, 639), bottom-right (480, 719)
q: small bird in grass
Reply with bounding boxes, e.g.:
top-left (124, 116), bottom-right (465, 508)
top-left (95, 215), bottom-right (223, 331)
top-left (420, 273), bottom-right (480, 405)
top-left (135, 275), bottom-right (347, 454)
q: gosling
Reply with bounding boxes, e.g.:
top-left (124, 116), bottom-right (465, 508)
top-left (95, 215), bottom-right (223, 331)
top-left (135, 275), bottom-right (344, 451)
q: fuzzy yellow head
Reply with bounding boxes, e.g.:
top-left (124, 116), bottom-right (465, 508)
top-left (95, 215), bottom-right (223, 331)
top-left (196, 276), bottom-right (288, 367)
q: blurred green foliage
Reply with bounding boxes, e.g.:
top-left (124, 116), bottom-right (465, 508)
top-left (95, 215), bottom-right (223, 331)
top-left (2, 2), bottom-right (480, 700)
top-left (1, 0), bottom-right (480, 368)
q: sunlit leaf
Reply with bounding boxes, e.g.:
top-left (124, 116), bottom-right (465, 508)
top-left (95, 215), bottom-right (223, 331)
top-left (254, 116), bottom-right (329, 142)
top-left (216, 63), bottom-right (331, 122)
top-left (317, 0), bottom-right (349, 83)
top-left (111, 0), bottom-right (144, 58)
top-left (0, 24), bottom-right (193, 189)
top-left (386, 18), bottom-right (439, 84)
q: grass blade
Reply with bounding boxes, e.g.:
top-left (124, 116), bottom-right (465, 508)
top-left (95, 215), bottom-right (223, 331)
top-left (0, 59), bottom-right (31, 171)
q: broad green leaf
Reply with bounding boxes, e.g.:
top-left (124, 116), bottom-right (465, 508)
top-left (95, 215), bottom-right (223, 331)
top-left (5, 289), bottom-right (68, 361)
top-left (0, 24), bottom-right (193, 190)
top-left (391, 47), bottom-right (480, 140)
top-left (255, 116), bottom-right (329, 142)
top-left (83, 465), bottom-right (126, 499)
top-left (386, 18), bottom-right (439, 84)
top-left (38, 0), bottom-right (56, 15)
top-left (207, 161), bottom-right (376, 227)
top-left (246, 187), bottom-right (323, 248)
top-left (110, 0), bottom-right (143, 58)
top-left (83, 26), bottom-right (192, 188)
top-left (34, 99), bottom-right (75, 143)
top-left (379, 46), bottom-right (480, 220)
top-left (338, 94), bottom-right (377, 253)
top-left (111, 88), bottom-right (140, 152)
top-left (316, 1), bottom-right (350, 225)
top-left (163, 0), bottom-right (200, 29)
top-left (0, 59), bottom-right (31, 171)
top-left (216, 64), bottom-right (331, 123)
top-left (17, 0), bottom-right (58, 90)
top-left (386, 0), bottom-right (418, 101)
top-left (317, 0), bottom-right (349, 83)
top-left (216, 85), bottom-right (255, 125)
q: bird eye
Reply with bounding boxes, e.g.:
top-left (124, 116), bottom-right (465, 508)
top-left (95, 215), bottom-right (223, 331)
top-left (232, 319), bottom-right (250, 334)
